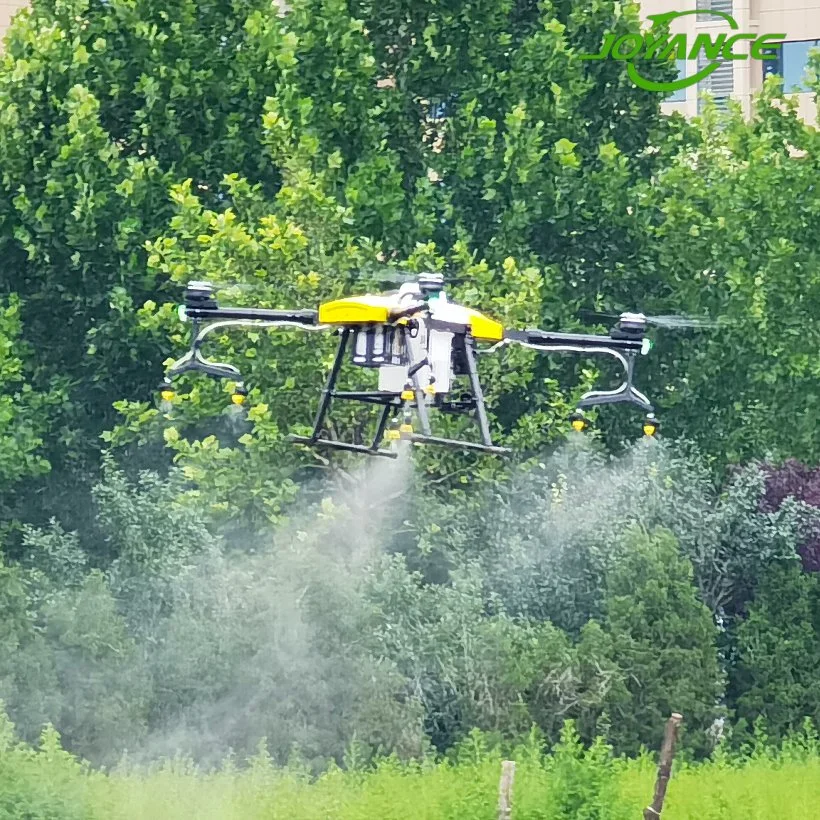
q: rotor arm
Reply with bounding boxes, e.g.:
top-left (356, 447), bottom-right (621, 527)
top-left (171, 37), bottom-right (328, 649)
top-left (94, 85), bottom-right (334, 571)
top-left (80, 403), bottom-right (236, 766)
top-left (182, 305), bottom-right (320, 324)
top-left (500, 328), bottom-right (655, 415)
top-left (503, 328), bottom-right (645, 353)
top-left (165, 309), bottom-right (327, 387)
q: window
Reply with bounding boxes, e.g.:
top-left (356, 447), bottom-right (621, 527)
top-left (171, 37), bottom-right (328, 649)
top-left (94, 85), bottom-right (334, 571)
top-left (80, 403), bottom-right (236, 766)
top-left (667, 59), bottom-right (687, 102)
top-left (697, 0), bottom-right (733, 22)
top-left (763, 40), bottom-right (820, 92)
top-left (698, 53), bottom-right (734, 113)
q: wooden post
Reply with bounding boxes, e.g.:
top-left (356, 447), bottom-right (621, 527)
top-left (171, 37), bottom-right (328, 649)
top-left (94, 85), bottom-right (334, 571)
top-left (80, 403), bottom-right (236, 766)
top-left (643, 713), bottom-right (683, 820)
top-left (497, 760), bottom-right (515, 820)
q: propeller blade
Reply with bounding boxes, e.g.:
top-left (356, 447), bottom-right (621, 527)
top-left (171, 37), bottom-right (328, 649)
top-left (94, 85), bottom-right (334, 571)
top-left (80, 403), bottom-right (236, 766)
top-left (350, 264), bottom-right (467, 288)
top-left (579, 308), bottom-right (719, 330)
top-left (178, 265), bottom-right (469, 304)
top-left (579, 309), bottom-right (620, 324)
top-left (645, 314), bottom-right (720, 329)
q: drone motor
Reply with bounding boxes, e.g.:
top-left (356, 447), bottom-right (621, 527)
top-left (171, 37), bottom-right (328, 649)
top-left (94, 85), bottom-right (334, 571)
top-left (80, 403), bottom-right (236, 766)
top-left (184, 281), bottom-right (218, 310)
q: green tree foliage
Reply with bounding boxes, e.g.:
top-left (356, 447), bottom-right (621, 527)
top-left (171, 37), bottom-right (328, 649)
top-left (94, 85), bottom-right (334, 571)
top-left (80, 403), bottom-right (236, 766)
top-left (0, 439), bottom-right (817, 768)
top-left (598, 527), bottom-right (724, 756)
top-left (1, 0), bottom-right (820, 783)
top-left (0, 0), bottom-right (303, 525)
top-left (362, 555), bottom-right (619, 751)
top-left (436, 441), bottom-right (812, 634)
top-left (0, 550), bottom-right (149, 765)
top-left (730, 561), bottom-right (820, 743)
top-left (0, 0), bottom-right (685, 529)
top-left (0, 296), bottom-right (58, 519)
top-left (2, 461), bottom-right (430, 768)
top-left (629, 85), bottom-right (820, 465)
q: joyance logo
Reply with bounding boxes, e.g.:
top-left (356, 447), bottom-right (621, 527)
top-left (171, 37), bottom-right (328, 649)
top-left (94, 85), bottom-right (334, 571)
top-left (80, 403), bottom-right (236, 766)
top-left (580, 10), bottom-right (785, 93)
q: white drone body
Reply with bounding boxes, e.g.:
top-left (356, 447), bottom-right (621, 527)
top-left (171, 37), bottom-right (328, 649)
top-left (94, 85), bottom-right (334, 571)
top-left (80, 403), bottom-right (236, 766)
top-left (375, 281), bottom-right (460, 398)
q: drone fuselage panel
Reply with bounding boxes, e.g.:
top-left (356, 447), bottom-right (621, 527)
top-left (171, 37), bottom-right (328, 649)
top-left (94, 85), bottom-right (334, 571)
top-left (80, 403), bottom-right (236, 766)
top-left (312, 286), bottom-right (503, 399)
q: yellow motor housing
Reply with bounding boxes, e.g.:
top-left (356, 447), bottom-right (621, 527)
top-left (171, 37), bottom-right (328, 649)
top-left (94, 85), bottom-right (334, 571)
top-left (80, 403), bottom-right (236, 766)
top-left (318, 296), bottom-right (394, 325)
top-left (464, 308), bottom-right (504, 342)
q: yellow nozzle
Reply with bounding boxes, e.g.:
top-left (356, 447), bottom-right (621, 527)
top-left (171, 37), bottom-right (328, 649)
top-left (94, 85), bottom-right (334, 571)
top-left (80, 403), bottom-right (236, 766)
top-left (399, 409), bottom-right (414, 435)
top-left (643, 415), bottom-right (659, 437)
top-left (401, 389), bottom-right (415, 402)
top-left (385, 428), bottom-right (401, 441)
top-left (160, 389), bottom-right (175, 403)
top-left (230, 383), bottom-right (248, 405)
top-left (569, 410), bottom-right (588, 432)
top-left (424, 384), bottom-right (436, 396)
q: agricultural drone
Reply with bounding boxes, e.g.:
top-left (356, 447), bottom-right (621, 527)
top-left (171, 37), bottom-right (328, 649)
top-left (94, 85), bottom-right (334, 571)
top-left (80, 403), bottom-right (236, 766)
top-left (159, 273), bottom-right (667, 459)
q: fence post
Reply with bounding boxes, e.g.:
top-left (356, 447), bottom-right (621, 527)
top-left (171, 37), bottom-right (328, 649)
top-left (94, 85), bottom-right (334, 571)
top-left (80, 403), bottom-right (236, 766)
top-left (643, 712), bottom-right (683, 820)
top-left (497, 759), bottom-right (515, 820)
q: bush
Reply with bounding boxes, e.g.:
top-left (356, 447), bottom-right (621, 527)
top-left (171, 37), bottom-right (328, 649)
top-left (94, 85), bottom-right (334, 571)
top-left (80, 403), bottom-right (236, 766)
top-left (0, 705), bottom-right (100, 820)
top-left (730, 562), bottom-right (820, 743)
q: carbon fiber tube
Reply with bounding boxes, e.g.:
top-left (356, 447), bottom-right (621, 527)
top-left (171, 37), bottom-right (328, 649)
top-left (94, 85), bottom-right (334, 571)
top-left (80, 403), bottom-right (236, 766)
top-left (504, 328), bottom-right (645, 352)
top-left (184, 306), bottom-right (319, 324)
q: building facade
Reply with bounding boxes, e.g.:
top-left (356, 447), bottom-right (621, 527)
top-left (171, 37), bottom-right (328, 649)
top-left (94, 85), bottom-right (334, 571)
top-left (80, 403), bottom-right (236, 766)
top-left (641, 0), bottom-right (820, 124)
top-left (0, 0), bottom-right (26, 45)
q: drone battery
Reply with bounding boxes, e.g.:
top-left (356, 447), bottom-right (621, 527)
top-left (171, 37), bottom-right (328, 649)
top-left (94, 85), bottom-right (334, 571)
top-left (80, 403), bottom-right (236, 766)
top-left (351, 326), bottom-right (405, 368)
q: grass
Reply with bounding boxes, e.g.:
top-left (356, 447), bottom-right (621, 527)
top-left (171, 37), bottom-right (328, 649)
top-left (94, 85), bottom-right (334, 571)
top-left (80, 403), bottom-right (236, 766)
top-left (2, 714), bottom-right (819, 819)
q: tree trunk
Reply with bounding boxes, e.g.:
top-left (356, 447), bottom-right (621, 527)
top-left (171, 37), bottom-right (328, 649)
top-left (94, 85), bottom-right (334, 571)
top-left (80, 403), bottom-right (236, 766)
top-left (643, 713), bottom-right (683, 820)
top-left (497, 759), bottom-right (515, 820)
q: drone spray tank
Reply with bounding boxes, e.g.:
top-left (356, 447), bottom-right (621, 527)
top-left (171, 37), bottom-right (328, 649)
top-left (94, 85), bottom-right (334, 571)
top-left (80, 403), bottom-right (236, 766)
top-left (377, 272), bottom-right (447, 444)
top-left (375, 272), bottom-right (449, 401)
top-left (422, 273), bottom-right (456, 397)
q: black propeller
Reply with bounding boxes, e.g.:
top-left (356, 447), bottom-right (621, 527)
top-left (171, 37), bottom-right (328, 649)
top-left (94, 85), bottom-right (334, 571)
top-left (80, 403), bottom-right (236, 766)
top-left (349, 264), bottom-right (468, 289)
top-left (579, 308), bottom-right (720, 330)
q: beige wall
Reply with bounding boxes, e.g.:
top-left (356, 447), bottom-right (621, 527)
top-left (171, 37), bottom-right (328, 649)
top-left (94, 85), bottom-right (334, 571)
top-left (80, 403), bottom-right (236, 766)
top-left (1, 0), bottom-right (27, 46)
top-left (640, 0), bottom-right (820, 124)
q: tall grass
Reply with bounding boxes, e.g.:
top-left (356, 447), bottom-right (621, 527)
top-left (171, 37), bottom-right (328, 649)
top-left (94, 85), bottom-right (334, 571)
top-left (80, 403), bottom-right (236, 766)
top-left (1, 709), bottom-right (818, 819)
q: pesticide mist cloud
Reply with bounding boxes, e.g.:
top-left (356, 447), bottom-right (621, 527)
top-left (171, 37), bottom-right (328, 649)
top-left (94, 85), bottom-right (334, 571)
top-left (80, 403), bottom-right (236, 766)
top-left (5, 437), bottom-right (815, 771)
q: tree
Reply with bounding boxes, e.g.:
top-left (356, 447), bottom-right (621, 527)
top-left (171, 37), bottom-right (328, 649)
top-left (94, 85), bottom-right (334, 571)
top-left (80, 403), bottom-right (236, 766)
top-left (0, 296), bottom-right (54, 490)
top-left (760, 459), bottom-right (820, 571)
top-left (629, 84), bottom-right (820, 466)
top-left (598, 526), bottom-right (724, 756)
top-left (361, 552), bottom-right (621, 752)
top-left (0, 0), bottom-right (300, 529)
top-left (729, 561), bottom-right (820, 744)
top-left (105, 0), bottom-right (689, 529)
